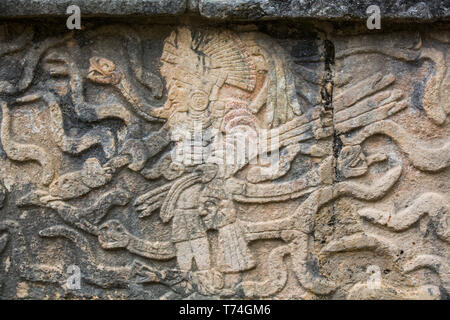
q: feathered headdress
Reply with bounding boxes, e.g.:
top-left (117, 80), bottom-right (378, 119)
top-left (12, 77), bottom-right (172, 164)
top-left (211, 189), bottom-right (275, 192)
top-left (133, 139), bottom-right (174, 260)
top-left (161, 27), bottom-right (257, 94)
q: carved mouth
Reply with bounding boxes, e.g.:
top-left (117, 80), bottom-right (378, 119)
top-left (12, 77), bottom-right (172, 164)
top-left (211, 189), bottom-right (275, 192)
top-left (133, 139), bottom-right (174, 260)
top-left (98, 233), bottom-right (128, 249)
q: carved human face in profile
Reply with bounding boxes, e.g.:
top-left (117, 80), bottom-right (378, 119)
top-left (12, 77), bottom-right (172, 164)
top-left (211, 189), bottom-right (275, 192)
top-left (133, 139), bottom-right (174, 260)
top-left (153, 62), bottom-right (212, 127)
top-left (151, 62), bottom-right (189, 120)
top-left (150, 79), bottom-right (190, 125)
top-left (166, 79), bottom-right (190, 113)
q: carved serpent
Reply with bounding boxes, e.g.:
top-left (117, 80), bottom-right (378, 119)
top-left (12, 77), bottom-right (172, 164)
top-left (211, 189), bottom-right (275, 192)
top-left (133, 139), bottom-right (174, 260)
top-left (87, 56), bottom-right (163, 123)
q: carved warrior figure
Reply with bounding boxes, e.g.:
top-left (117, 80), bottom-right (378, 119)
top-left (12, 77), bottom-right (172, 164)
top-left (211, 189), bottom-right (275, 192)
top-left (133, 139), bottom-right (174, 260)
top-left (142, 27), bottom-right (262, 273)
top-left (130, 27), bottom-right (405, 297)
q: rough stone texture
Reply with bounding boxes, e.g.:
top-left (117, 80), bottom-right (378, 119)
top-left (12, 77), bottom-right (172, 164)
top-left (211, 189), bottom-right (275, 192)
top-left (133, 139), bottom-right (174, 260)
top-left (199, 0), bottom-right (450, 20)
top-left (0, 0), bottom-right (187, 17)
top-left (0, 3), bottom-right (449, 300)
top-left (0, 0), bottom-right (449, 20)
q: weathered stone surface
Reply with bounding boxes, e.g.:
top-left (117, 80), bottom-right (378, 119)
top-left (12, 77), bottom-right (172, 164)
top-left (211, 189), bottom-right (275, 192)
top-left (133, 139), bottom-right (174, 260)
top-left (199, 0), bottom-right (450, 20)
top-left (0, 3), bottom-right (449, 300)
top-left (0, 0), bottom-right (187, 17)
top-left (0, 0), bottom-right (449, 20)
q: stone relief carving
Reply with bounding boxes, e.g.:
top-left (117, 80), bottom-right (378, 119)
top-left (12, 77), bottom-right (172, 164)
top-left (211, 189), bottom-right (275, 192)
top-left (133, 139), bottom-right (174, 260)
top-left (0, 23), bottom-right (448, 299)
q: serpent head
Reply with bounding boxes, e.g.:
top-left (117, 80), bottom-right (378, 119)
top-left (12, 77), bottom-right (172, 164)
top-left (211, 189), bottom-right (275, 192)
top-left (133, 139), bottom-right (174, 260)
top-left (98, 219), bottom-right (129, 249)
top-left (88, 57), bottom-right (122, 85)
top-left (337, 145), bottom-right (368, 178)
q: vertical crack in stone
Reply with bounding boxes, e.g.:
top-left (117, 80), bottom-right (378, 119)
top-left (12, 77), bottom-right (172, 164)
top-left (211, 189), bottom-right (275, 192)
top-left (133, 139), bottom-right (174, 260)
top-left (314, 34), bottom-right (338, 270)
top-left (322, 38), bottom-right (341, 182)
